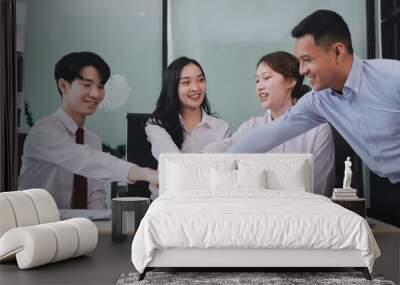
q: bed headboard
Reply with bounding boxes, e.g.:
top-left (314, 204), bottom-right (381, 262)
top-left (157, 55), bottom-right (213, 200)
top-left (159, 153), bottom-right (313, 196)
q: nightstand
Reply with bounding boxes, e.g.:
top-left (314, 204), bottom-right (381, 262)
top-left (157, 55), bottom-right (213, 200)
top-left (331, 197), bottom-right (366, 217)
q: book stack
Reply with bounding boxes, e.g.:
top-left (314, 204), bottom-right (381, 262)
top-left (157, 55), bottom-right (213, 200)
top-left (332, 188), bottom-right (358, 199)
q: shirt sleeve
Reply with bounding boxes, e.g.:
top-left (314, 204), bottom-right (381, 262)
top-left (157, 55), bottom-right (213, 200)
top-left (202, 118), bottom-right (258, 153)
top-left (395, 61), bottom-right (400, 104)
top-left (226, 93), bottom-right (326, 153)
top-left (145, 122), bottom-right (181, 161)
top-left (311, 123), bottom-right (336, 197)
top-left (24, 125), bottom-right (133, 183)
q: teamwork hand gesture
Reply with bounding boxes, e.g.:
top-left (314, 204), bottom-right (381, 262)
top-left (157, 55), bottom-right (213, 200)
top-left (128, 164), bottom-right (159, 187)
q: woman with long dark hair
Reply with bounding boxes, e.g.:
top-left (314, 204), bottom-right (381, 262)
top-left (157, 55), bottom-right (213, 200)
top-left (146, 56), bottom-right (230, 161)
top-left (203, 51), bottom-right (335, 197)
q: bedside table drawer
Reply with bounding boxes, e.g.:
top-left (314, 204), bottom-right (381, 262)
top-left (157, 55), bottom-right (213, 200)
top-left (332, 199), bottom-right (366, 217)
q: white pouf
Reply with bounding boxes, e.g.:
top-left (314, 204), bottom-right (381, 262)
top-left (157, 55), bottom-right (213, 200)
top-left (0, 189), bottom-right (98, 269)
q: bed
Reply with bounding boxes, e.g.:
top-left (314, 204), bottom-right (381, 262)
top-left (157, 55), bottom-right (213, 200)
top-left (131, 153), bottom-right (380, 280)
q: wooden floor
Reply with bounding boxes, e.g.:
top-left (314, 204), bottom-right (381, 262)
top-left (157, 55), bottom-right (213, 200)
top-left (0, 235), bottom-right (133, 285)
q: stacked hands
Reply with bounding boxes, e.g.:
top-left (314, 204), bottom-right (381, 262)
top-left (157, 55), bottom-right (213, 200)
top-left (128, 165), bottom-right (159, 188)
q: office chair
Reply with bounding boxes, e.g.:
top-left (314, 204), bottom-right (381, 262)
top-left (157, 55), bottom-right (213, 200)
top-left (126, 113), bottom-right (158, 198)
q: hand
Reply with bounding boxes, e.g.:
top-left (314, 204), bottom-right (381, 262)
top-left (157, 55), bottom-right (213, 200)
top-left (146, 168), bottom-right (159, 187)
top-left (128, 164), bottom-right (159, 186)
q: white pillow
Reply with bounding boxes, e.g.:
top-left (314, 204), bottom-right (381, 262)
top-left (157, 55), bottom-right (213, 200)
top-left (166, 160), bottom-right (235, 192)
top-left (236, 169), bottom-right (267, 189)
top-left (211, 168), bottom-right (267, 190)
top-left (238, 159), bottom-right (307, 191)
top-left (267, 161), bottom-right (306, 191)
top-left (166, 162), bottom-right (207, 191)
top-left (211, 168), bottom-right (236, 190)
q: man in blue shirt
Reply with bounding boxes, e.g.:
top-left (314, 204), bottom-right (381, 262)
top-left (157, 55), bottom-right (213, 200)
top-left (228, 10), bottom-right (400, 186)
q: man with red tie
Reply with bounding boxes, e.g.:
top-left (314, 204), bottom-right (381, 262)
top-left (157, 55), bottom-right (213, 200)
top-left (19, 52), bottom-right (158, 209)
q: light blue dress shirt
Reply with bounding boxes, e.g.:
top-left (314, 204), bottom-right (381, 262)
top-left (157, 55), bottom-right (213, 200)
top-left (227, 55), bottom-right (400, 183)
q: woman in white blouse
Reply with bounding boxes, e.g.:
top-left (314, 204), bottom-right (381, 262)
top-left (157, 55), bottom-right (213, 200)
top-left (203, 51), bottom-right (335, 197)
top-left (145, 56), bottom-right (230, 160)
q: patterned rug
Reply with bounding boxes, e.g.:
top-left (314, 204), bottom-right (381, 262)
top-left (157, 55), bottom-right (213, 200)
top-left (116, 271), bottom-right (396, 285)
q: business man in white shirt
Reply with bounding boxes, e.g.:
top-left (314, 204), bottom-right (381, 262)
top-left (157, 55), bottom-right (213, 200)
top-left (19, 52), bottom-right (158, 209)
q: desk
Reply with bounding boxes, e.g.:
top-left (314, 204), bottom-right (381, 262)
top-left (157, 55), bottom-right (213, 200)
top-left (95, 220), bottom-right (112, 235)
top-left (368, 217), bottom-right (400, 284)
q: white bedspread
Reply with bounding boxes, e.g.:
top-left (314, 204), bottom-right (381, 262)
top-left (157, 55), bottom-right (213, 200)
top-left (131, 190), bottom-right (380, 273)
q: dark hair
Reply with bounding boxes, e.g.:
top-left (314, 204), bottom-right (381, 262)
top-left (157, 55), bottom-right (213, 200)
top-left (257, 51), bottom-right (311, 101)
top-left (148, 56), bottom-right (212, 149)
top-left (54, 51), bottom-right (110, 95)
top-left (291, 10), bottom-right (353, 54)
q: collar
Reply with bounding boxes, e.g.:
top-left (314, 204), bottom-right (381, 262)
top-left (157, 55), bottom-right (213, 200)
top-left (198, 111), bottom-right (213, 128)
top-left (264, 111), bottom-right (273, 123)
top-left (322, 55), bottom-right (362, 99)
top-left (56, 107), bottom-right (82, 135)
top-left (342, 55), bottom-right (363, 95)
top-left (179, 110), bottom-right (212, 132)
top-left (265, 109), bottom-right (294, 122)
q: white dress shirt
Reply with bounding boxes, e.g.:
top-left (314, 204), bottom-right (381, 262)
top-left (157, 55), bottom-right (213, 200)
top-left (145, 111), bottom-right (231, 160)
top-left (19, 108), bottom-right (133, 209)
top-left (203, 112), bottom-right (335, 196)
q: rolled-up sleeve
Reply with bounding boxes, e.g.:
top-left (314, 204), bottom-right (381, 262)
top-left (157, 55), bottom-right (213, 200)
top-left (203, 118), bottom-right (257, 153)
top-left (227, 93), bottom-right (326, 153)
top-left (25, 125), bottom-right (133, 183)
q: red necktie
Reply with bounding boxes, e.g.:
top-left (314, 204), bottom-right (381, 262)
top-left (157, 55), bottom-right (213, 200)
top-left (71, 127), bottom-right (88, 209)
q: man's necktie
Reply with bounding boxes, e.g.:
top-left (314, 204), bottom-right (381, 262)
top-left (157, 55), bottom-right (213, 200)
top-left (71, 127), bottom-right (88, 209)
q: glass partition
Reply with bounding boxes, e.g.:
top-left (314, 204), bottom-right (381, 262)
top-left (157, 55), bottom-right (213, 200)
top-left (168, 0), bottom-right (367, 129)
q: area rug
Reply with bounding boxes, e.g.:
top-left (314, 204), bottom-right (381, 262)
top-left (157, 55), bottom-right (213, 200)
top-left (116, 271), bottom-right (396, 285)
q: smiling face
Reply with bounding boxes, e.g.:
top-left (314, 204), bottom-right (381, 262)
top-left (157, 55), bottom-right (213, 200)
top-left (178, 63), bottom-right (206, 111)
top-left (59, 65), bottom-right (105, 124)
top-left (255, 62), bottom-right (293, 112)
top-left (294, 34), bottom-right (340, 91)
